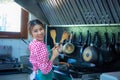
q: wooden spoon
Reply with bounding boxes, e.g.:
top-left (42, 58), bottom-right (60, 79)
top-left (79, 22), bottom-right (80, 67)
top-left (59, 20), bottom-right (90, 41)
top-left (50, 29), bottom-right (56, 45)
top-left (60, 31), bottom-right (69, 44)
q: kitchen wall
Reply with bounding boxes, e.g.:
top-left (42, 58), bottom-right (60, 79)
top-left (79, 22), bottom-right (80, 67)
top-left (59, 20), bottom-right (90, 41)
top-left (68, 26), bottom-right (120, 42)
top-left (0, 13), bottom-right (119, 61)
top-left (48, 25), bottom-right (120, 46)
top-left (0, 39), bottom-right (28, 59)
top-left (0, 14), bottom-right (36, 61)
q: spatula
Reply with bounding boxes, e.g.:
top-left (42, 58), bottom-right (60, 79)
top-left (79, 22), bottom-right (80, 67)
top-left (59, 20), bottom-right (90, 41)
top-left (50, 29), bottom-right (56, 45)
top-left (60, 31), bottom-right (69, 44)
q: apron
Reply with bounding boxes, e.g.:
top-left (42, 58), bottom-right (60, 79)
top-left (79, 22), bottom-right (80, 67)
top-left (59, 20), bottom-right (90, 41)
top-left (35, 45), bottom-right (53, 80)
top-left (35, 70), bottom-right (52, 80)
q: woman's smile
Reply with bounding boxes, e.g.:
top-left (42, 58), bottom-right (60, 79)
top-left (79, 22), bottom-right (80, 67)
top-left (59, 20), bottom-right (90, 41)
top-left (32, 24), bottom-right (45, 41)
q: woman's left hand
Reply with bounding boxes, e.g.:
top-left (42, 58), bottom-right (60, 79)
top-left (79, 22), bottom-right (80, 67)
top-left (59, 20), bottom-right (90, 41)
top-left (53, 43), bottom-right (63, 52)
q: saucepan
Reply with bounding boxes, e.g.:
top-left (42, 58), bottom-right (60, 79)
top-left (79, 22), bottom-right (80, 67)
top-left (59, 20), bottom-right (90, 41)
top-left (62, 32), bottom-right (75, 54)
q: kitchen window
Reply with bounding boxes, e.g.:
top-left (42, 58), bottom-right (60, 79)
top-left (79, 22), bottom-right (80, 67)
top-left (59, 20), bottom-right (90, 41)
top-left (0, 0), bottom-right (28, 38)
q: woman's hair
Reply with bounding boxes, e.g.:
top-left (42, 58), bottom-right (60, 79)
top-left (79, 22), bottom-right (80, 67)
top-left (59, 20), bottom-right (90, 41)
top-left (28, 19), bottom-right (45, 35)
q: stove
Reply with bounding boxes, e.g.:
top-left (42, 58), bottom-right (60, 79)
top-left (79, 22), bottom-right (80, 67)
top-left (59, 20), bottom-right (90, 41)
top-left (0, 57), bottom-right (21, 70)
top-left (0, 46), bottom-right (21, 71)
top-left (53, 61), bottom-right (102, 79)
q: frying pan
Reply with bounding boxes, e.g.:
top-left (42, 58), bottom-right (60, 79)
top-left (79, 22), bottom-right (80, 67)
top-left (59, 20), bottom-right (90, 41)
top-left (80, 30), bottom-right (89, 55)
top-left (82, 32), bottom-right (98, 63)
top-left (82, 31), bottom-right (104, 66)
top-left (107, 33), bottom-right (116, 59)
top-left (101, 32), bottom-right (114, 63)
top-left (115, 32), bottom-right (120, 54)
top-left (63, 32), bottom-right (75, 54)
top-left (78, 32), bottom-right (83, 46)
top-left (82, 46), bottom-right (98, 63)
top-left (54, 62), bottom-right (70, 67)
top-left (53, 62), bottom-right (70, 71)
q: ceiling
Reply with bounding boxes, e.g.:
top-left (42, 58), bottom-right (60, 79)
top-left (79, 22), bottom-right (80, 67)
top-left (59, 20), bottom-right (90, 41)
top-left (15, 0), bottom-right (120, 25)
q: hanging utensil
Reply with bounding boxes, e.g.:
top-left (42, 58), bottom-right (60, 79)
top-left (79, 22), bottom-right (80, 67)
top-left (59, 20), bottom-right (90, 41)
top-left (82, 31), bottom-right (103, 66)
top-left (80, 30), bottom-right (89, 55)
top-left (115, 32), bottom-right (120, 55)
top-left (63, 31), bottom-right (75, 54)
top-left (82, 32), bottom-right (98, 63)
top-left (50, 29), bottom-right (56, 45)
top-left (93, 32), bottom-right (102, 47)
top-left (78, 32), bottom-right (83, 46)
top-left (101, 32), bottom-right (113, 63)
top-left (60, 31), bottom-right (69, 44)
top-left (108, 33), bottom-right (116, 56)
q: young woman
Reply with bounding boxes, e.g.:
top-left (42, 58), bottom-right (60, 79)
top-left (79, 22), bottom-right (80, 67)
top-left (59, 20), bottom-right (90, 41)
top-left (28, 19), bottom-right (59, 80)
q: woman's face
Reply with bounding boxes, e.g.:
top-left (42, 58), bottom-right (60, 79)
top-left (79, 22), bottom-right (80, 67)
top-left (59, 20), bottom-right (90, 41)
top-left (31, 24), bottom-right (45, 41)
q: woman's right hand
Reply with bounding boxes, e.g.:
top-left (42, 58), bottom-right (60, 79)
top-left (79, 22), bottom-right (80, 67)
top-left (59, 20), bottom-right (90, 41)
top-left (50, 46), bottom-right (59, 62)
top-left (52, 46), bottom-right (59, 57)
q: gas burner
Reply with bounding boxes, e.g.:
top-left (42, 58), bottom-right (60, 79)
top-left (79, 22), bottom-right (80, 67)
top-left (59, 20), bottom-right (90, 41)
top-left (53, 61), bottom-right (102, 79)
top-left (0, 57), bottom-right (18, 64)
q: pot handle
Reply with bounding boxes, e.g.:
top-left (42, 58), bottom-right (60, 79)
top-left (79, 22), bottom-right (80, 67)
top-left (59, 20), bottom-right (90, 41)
top-left (54, 62), bottom-right (70, 67)
top-left (69, 31), bottom-right (73, 43)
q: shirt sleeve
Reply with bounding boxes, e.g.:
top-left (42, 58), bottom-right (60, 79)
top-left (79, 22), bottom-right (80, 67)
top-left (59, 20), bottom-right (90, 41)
top-left (29, 42), bottom-right (53, 74)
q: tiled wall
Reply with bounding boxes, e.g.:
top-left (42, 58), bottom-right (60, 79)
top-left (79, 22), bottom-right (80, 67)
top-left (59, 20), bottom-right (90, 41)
top-left (49, 26), bottom-right (120, 43)
top-left (0, 39), bottom-right (29, 61)
top-left (67, 26), bottom-right (120, 42)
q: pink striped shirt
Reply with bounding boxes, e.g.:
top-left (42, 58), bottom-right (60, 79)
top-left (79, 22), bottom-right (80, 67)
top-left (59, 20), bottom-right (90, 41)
top-left (29, 39), bottom-right (52, 74)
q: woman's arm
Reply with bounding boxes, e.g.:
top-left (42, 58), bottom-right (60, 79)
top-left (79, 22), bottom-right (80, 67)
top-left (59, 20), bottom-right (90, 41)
top-left (29, 42), bottom-right (53, 74)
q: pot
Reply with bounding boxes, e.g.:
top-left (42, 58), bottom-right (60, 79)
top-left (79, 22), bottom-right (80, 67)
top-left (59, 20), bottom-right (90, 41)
top-left (63, 32), bottom-right (75, 54)
top-left (82, 46), bottom-right (98, 63)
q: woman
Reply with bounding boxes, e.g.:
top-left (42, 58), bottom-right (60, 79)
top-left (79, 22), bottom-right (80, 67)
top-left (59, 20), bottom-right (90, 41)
top-left (28, 19), bottom-right (59, 80)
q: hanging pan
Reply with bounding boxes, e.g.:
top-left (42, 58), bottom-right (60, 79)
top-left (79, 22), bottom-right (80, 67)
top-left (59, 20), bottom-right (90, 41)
top-left (82, 32), bottom-right (100, 64)
top-left (63, 31), bottom-right (75, 54)
top-left (115, 32), bottom-right (120, 54)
